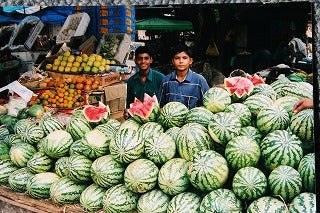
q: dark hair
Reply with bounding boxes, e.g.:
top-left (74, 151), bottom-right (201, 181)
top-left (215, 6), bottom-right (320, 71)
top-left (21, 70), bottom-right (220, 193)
top-left (135, 46), bottom-right (153, 58)
top-left (171, 43), bottom-right (193, 59)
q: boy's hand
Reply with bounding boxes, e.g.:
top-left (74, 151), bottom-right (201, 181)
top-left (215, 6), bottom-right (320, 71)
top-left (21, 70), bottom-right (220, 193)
top-left (292, 98), bottom-right (313, 113)
top-left (123, 109), bottom-right (130, 120)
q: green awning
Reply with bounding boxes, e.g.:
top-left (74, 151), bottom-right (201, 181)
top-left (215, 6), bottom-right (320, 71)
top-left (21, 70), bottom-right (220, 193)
top-left (136, 17), bottom-right (193, 31)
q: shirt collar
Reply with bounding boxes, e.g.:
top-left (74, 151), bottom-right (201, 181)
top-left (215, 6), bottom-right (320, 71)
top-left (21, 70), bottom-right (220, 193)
top-left (133, 68), bottom-right (153, 81)
top-left (171, 69), bottom-right (193, 82)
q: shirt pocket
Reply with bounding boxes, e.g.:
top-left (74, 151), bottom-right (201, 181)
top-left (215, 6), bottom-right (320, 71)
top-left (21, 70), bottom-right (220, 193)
top-left (187, 96), bottom-right (199, 109)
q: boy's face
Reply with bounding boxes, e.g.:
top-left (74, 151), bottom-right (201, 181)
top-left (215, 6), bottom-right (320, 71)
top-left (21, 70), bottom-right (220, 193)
top-left (135, 53), bottom-right (153, 72)
top-left (172, 51), bottom-right (193, 72)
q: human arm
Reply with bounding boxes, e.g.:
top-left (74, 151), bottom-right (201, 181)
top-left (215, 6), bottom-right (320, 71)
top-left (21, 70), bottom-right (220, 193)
top-left (292, 98), bottom-right (313, 113)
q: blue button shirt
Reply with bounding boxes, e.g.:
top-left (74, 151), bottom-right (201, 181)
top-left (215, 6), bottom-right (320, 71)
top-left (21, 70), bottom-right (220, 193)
top-left (158, 69), bottom-right (209, 109)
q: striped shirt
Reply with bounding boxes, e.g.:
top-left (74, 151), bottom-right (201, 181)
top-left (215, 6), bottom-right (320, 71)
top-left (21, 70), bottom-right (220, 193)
top-left (158, 69), bottom-right (209, 109)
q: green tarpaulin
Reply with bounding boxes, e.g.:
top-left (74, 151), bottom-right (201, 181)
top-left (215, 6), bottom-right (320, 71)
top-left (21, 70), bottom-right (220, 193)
top-left (136, 17), bottom-right (193, 31)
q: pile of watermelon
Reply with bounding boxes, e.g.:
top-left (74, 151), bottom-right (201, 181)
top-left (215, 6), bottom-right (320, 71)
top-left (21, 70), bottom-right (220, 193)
top-left (0, 75), bottom-right (316, 212)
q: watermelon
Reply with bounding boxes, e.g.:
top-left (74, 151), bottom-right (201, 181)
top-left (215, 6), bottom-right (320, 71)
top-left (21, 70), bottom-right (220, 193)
top-left (185, 107), bottom-right (215, 128)
top-left (17, 108), bottom-right (29, 120)
top-left (27, 104), bottom-right (44, 118)
top-left (208, 112), bottom-right (241, 146)
top-left (239, 126), bottom-right (263, 144)
top-left (54, 156), bottom-right (69, 177)
top-left (225, 136), bottom-right (260, 171)
top-left (39, 116), bottom-right (64, 136)
top-left (36, 139), bottom-right (45, 152)
top-left (225, 103), bottom-right (252, 126)
top-left (158, 158), bottom-right (189, 195)
top-left (137, 189), bottom-right (170, 213)
top-left (80, 129), bottom-right (109, 159)
top-left (274, 96), bottom-right (300, 117)
top-left (0, 159), bottom-right (19, 184)
top-left (246, 73), bottom-right (265, 86)
top-left (232, 167), bottom-right (267, 201)
top-left (157, 102), bottom-right (189, 129)
top-left (273, 81), bottom-right (313, 99)
top-left (128, 93), bottom-right (160, 124)
top-left (90, 155), bottom-right (125, 188)
top-left (144, 132), bottom-right (176, 164)
top-left (225, 76), bottom-right (254, 102)
top-left (50, 177), bottom-right (88, 205)
top-left (42, 130), bottom-right (73, 158)
top-left (256, 104), bottom-right (290, 135)
top-left (8, 167), bottom-right (34, 192)
top-left (27, 172), bottom-right (60, 199)
top-left (13, 119), bottom-right (32, 135)
top-left (27, 152), bottom-right (53, 174)
top-left (83, 102), bottom-right (110, 126)
top-left (0, 128), bottom-right (9, 140)
top-left (203, 87), bottom-right (231, 112)
top-left (165, 127), bottom-right (180, 144)
top-left (260, 130), bottom-right (303, 171)
top-left (176, 123), bottom-right (213, 161)
top-left (187, 150), bottom-right (229, 192)
top-left (166, 192), bottom-right (201, 213)
top-left (102, 184), bottom-right (139, 213)
top-left (118, 118), bottom-right (141, 132)
top-left (6, 134), bottom-right (23, 146)
top-left (289, 192), bottom-right (316, 213)
top-left (69, 139), bottom-right (85, 156)
top-left (124, 159), bottom-right (159, 193)
top-left (246, 196), bottom-right (288, 213)
top-left (4, 117), bottom-right (18, 134)
top-left (21, 124), bottom-right (45, 145)
top-left (251, 83), bottom-right (277, 100)
top-left (9, 142), bottom-right (37, 167)
top-left (94, 119), bottom-right (120, 139)
top-left (290, 108), bottom-right (314, 143)
top-left (298, 153), bottom-right (315, 192)
top-left (72, 109), bottom-right (86, 119)
top-left (268, 165), bottom-right (302, 202)
top-left (109, 128), bottom-right (144, 164)
top-left (138, 121), bottom-right (164, 141)
top-left (66, 117), bottom-right (92, 141)
top-left (80, 184), bottom-right (106, 212)
top-left (243, 94), bottom-right (273, 116)
top-left (0, 142), bottom-right (10, 160)
top-left (199, 188), bottom-right (242, 213)
top-left (67, 154), bottom-right (92, 182)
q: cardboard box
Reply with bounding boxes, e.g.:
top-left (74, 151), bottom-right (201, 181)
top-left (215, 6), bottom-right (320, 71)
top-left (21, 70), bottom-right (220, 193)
top-left (86, 90), bottom-right (105, 105)
top-left (106, 97), bottom-right (126, 113)
top-left (104, 82), bottom-right (126, 101)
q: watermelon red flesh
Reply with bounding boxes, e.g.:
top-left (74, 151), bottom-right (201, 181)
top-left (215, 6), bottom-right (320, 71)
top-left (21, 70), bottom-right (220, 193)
top-left (224, 77), bottom-right (254, 98)
top-left (246, 74), bottom-right (264, 86)
top-left (83, 102), bottom-right (110, 122)
top-left (128, 94), bottom-right (158, 119)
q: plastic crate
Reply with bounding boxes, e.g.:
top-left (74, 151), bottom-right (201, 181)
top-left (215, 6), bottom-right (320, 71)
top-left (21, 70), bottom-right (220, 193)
top-left (100, 16), bottom-right (135, 26)
top-left (100, 5), bottom-right (135, 18)
top-left (100, 25), bottom-right (134, 34)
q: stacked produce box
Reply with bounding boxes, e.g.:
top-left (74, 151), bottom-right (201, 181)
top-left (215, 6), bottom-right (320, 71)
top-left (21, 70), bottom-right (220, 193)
top-left (0, 72), bottom-right (315, 212)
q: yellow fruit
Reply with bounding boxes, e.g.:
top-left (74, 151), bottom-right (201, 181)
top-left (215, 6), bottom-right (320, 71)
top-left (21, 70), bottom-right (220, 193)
top-left (95, 55), bottom-right (103, 62)
top-left (99, 66), bottom-right (106, 72)
top-left (57, 55), bottom-right (63, 61)
top-left (88, 56), bottom-right (96, 62)
top-left (66, 62), bottom-right (73, 67)
top-left (86, 61), bottom-right (93, 67)
top-left (93, 61), bottom-right (101, 68)
top-left (64, 67), bottom-right (71, 72)
top-left (84, 66), bottom-right (91, 73)
top-left (100, 59), bottom-right (107, 66)
top-left (73, 61), bottom-right (80, 67)
top-left (58, 66), bottom-right (65, 72)
top-left (110, 60), bottom-right (116, 65)
top-left (53, 59), bottom-right (61, 66)
top-left (46, 64), bottom-right (53, 70)
top-left (82, 56), bottom-right (89, 63)
top-left (71, 67), bottom-right (78, 73)
top-left (82, 53), bottom-right (88, 58)
top-left (52, 65), bottom-right (58, 71)
top-left (64, 51), bottom-right (71, 57)
top-left (106, 59), bottom-right (111, 64)
top-left (76, 56), bottom-right (83, 63)
top-left (60, 61), bottom-right (67, 67)
top-left (68, 55), bottom-right (75, 62)
top-left (62, 56), bottom-right (68, 61)
top-left (81, 62), bottom-right (87, 68)
top-left (105, 65), bottom-right (111, 71)
top-left (78, 67), bottom-right (84, 72)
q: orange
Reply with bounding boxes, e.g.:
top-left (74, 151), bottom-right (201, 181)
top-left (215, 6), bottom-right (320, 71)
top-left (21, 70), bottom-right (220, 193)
top-left (92, 83), bottom-right (98, 90)
top-left (85, 80), bottom-right (92, 86)
top-left (84, 85), bottom-right (92, 91)
top-left (43, 77), bottom-right (51, 83)
top-left (77, 76), bottom-right (84, 84)
top-left (39, 82), bottom-right (47, 88)
top-left (75, 83), bottom-right (84, 90)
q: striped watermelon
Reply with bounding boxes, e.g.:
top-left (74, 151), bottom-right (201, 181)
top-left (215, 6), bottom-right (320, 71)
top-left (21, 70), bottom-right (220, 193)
top-left (158, 158), bottom-right (189, 195)
top-left (102, 184), bottom-right (139, 213)
top-left (0, 128), bottom-right (10, 140)
top-left (273, 81), bottom-right (313, 99)
top-left (21, 124), bottom-right (44, 145)
top-left (26, 172), bottom-right (60, 199)
top-left (67, 154), bottom-right (92, 182)
top-left (298, 153), bottom-right (315, 192)
top-left (270, 78), bottom-right (291, 91)
top-left (199, 188), bottom-right (242, 212)
top-left (165, 127), bottom-right (180, 144)
top-left (72, 109), bottom-right (86, 120)
top-left (260, 130), bottom-right (303, 171)
top-left (247, 196), bottom-right (288, 213)
top-left (289, 192), bottom-right (316, 213)
top-left (39, 116), bottom-right (64, 136)
top-left (203, 87), bottom-right (231, 113)
top-left (6, 134), bottom-right (23, 146)
top-left (232, 167), bottom-right (267, 201)
top-left (69, 139), bottom-right (84, 156)
top-left (66, 117), bottom-right (92, 141)
top-left (208, 112), bottom-right (241, 146)
top-left (268, 165), bottom-right (302, 202)
top-left (13, 119), bottom-right (32, 135)
top-left (187, 150), bottom-right (228, 191)
top-left (251, 83), bottom-right (277, 100)
top-left (55, 156), bottom-right (69, 177)
top-left (274, 96), bottom-right (300, 117)
top-left (128, 94), bottom-right (160, 124)
top-left (42, 130), bottom-right (73, 159)
top-left (0, 159), bottom-right (19, 184)
top-left (80, 184), bottom-right (106, 212)
top-left (118, 118), bottom-right (141, 132)
top-left (185, 107), bottom-right (215, 128)
top-left (138, 121), bottom-right (164, 141)
top-left (144, 132), bottom-right (176, 164)
top-left (157, 102), bottom-right (189, 129)
top-left (239, 126), bottom-right (263, 144)
top-left (50, 177), bottom-right (88, 205)
top-left (0, 142), bottom-right (10, 160)
top-left (243, 94), bottom-right (273, 116)
top-left (80, 129), bottom-right (109, 159)
top-left (10, 142), bottom-right (37, 167)
top-left (167, 192), bottom-right (201, 213)
top-left (109, 128), bottom-right (144, 164)
top-left (90, 155), bottom-right (125, 188)
top-left (124, 158), bottom-right (159, 193)
top-left (225, 136), bottom-right (260, 171)
top-left (176, 123), bottom-right (213, 161)
top-left (225, 103), bottom-right (252, 126)
top-left (256, 104), bottom-right (290, 135)
top-left (8, 167), bottom-right (34, 192)
top-left (290, 109), bottom-right (314, 143)
top-left (137, 189), bottom-right (170, 213)
top-left (36, 139), bottom-right (45, 152)
top-left (94, 119), bottom-right (120, 139)
top-left (27, 152), bottom-right (53, 173)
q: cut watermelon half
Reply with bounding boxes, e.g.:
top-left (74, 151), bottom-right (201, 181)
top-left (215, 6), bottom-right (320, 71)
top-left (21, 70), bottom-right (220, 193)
top-left (245, 74), bottom-right (265, 86)
top-left (225, 77), bottom-right (254, 100)
top-left (83, 102), bottom-right (110, 126)
top-left (128, 93), bottom-right (160, 124)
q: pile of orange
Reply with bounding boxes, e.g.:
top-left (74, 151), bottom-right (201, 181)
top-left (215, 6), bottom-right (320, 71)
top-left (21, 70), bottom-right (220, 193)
top-left (39, 77), bottom-right (56, 88)
top-left (71, 75), bottom-right (103, 91)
